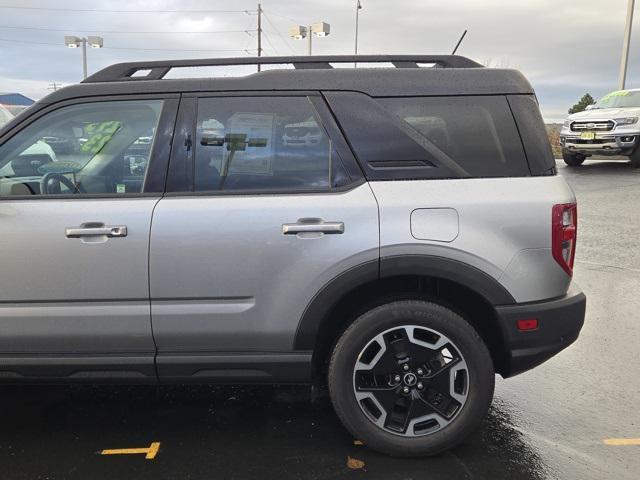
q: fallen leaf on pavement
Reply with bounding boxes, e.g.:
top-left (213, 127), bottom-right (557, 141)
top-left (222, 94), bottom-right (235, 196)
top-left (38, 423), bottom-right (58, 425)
top-left (347, 456), bottom-right (365, 470)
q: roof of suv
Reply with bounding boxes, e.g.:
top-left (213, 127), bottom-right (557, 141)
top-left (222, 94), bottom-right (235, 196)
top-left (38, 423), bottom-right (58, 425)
top-left (39, 55), bottom-right (534, 105)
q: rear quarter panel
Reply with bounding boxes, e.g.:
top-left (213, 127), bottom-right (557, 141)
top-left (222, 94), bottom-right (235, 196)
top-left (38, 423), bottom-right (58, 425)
top-left (370, 175), bottom-right (576, 303)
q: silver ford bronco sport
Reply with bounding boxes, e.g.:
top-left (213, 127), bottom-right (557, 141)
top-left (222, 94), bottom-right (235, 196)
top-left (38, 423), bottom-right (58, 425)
top-left (0, 55), bottom-right (586, 456)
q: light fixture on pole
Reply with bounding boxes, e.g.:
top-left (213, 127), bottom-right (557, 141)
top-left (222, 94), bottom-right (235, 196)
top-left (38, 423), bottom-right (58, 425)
top-left (64, 35), bottom-right (104, 80)
top-left (289, 22), bottom-right (330, 55)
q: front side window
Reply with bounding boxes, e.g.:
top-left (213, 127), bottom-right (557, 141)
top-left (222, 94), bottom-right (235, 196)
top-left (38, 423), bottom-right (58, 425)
top-left (0, 99), bottom-right (163, 196)
top-left (194, 96), bottom-right (347, 192)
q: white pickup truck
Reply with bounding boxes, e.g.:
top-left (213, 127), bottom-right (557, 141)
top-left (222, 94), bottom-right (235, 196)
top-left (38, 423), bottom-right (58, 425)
top-left (560, 88), bottom-right (640, 167)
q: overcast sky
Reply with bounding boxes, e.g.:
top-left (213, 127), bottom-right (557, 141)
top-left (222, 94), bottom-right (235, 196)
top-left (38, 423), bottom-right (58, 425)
top-left (0, 0), bottom-right (638, 121)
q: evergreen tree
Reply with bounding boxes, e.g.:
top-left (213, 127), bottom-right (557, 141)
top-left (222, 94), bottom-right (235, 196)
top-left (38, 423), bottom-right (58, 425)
top-left (568, 93), bottom-right (595, 114)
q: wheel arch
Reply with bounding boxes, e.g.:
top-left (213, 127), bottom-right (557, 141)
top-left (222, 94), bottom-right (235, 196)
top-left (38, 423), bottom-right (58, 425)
top-left (293, 255), bottom-right (515, 378)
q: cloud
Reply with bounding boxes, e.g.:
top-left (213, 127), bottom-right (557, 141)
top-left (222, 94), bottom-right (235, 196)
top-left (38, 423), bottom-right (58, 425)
top-left (0, 0), bottom-right (637, 120)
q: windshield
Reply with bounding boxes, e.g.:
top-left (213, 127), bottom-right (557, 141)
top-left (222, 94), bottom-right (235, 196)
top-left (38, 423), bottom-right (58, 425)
top-left (595, 90), bottom-right (640, 109)
top-left (0, 105), bottom-right (13, 127)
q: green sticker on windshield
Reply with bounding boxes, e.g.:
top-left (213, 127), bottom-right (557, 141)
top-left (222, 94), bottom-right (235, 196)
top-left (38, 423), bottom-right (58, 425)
top-left (601, 90), bottom-right (630, 101)
top-left (116, 183), bottom-right (126, 194)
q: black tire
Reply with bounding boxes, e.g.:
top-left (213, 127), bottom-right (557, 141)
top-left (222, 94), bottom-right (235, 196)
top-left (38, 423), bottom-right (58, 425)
top-left (563, 151), bottom-right (586, 167)
top-left (630, 148), bottom-right (640, 168)
top-left (328, 300), bottom-right (494, 457)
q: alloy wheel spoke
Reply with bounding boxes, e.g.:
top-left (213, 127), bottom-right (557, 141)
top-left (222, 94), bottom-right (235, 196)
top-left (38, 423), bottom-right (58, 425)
top-left (420, 385), bottom-right (461, 420)
top-left (383, 394), bottom-right (415, 434)
top-left (354, 371), bottom-right (399, 392)
top-left (388, 333), bottom-right (412, 364)
top-left (419, 346), bottom-right (462, 379)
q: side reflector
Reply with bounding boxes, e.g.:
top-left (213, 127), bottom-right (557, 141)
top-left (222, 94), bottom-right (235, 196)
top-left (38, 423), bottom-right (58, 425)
top-left (517, 319), bottom-right (539, 331)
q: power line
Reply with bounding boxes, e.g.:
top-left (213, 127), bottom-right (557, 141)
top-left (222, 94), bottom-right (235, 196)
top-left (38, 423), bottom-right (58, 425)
top-left (0, 37), bottom-right (256, 53)
top-left (262, 13), bottom-right (296, 54)
top-left (261, 31), bottom-right (279, 55)
top-left (0, 25), bottom-right (256, 35)
top-left (266, 10), bottom-right (299, 24)
top-left (0, 5), bottom-right (255, 14)
top-left (108, 45), bottom-right (255, 53)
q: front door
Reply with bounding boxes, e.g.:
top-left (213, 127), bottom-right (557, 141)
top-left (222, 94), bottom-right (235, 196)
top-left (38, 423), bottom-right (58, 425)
top-left (149, 94), bottom-right (379, 380)
top-left (0, 97), bottom-right (176, 379)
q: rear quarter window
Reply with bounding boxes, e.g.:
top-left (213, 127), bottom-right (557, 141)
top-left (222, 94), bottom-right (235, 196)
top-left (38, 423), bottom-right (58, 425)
top-left (376, 96), bottom-right (529, 177)
top-left (325, 92), bottom-right (530, 179)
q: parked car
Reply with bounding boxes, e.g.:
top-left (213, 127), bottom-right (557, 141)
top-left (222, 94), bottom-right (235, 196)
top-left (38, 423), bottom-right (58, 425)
top-left (282, 119), bottom-right (323, 146)
top-left (0, 55), bottom-right (586, 456)
top-left (0, 104), bottom-right (13, 128)
top-left (560, 88), bottom-right (640, 166)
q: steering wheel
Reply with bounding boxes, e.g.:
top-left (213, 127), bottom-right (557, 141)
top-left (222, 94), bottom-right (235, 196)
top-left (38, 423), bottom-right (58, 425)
top-left (40, 172), bottom-right (85, 195)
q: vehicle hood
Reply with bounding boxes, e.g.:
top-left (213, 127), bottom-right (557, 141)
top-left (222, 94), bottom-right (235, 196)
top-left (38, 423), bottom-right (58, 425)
top-left (568, 107), bottom-right (640, 120)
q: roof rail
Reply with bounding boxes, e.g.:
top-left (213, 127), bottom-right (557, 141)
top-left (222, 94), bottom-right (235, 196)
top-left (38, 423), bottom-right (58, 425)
top-left (83, 55), bottom-right (483, 83)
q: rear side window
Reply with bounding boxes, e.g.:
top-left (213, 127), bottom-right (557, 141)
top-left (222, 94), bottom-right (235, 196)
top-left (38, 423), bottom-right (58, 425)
top-left (325, 92), bottom-right (529, 179)
top-left (193, 96), bottom-right (348, 192)
top-left (378, 96), bottom-right (528, 177)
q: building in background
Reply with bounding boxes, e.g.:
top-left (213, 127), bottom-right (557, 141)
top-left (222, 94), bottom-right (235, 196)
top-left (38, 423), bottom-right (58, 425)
top-left (0, 92), bottom-right (34, 116)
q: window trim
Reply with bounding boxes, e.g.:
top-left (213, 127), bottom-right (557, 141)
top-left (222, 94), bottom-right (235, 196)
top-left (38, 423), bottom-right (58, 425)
top-left (0, 93), bottom-right (179, 201)
top-left (165, 91), bottom-right (365, 197)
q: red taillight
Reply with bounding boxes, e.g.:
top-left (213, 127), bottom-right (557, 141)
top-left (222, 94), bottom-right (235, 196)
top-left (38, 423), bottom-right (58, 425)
top-left (552, 203), bottom-right (577, 276)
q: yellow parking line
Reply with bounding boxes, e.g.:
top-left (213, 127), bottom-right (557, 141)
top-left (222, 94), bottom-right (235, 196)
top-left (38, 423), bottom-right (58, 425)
top-left (101, 442), bottom-right (161, 459)
top-left (603, 438), bottom-right (640, 446)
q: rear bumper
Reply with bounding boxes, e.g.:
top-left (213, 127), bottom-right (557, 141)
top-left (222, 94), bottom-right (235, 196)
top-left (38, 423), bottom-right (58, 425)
top-left (495, 286), bottom-right (586, 378)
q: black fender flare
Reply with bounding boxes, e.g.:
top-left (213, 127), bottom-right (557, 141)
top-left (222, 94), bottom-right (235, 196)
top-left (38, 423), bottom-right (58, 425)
top-left (293, 254), bottom-right (515, 350)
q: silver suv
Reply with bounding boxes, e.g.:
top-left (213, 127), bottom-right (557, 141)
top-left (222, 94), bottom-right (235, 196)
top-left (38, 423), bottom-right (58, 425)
top-left (0, 55), bottom-right (586, 457)
top-left (560, 88), bottom-right (640, 167)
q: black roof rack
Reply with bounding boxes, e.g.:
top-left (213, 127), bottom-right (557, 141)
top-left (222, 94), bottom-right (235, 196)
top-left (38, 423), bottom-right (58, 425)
top-left (83, 55), bottom-right (483, 83)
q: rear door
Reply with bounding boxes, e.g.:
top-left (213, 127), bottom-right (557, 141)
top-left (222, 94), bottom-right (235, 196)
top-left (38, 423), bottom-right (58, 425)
top-left (149, 93), bottom-right (378, 380)
top-left (0, 96), bottom-right (177, 379)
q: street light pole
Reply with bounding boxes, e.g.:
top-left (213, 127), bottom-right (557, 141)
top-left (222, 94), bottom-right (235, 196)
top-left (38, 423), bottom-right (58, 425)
top-left (355, 0), bottom-right (362, 55)
top-left (81, 38), bottom-right (88, 79)
top-left (308, 26), bottom-right (312, 55)
top-left (618, 0), bottom-right (635, 90)
top-left (65, 35), bottom-right (103, 80)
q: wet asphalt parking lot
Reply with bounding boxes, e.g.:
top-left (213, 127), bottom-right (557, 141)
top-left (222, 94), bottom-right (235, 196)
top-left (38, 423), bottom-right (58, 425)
top-left (1, 160), bottom-right (639, 480)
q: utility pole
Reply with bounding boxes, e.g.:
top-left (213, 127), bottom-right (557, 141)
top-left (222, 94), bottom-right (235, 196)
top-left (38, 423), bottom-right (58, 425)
top-left (48, 82), bottom-right (61, 91)
top-left (257, 3), bottom-right (262, 71)
top-left (618, 0), bottom-right (635, 90)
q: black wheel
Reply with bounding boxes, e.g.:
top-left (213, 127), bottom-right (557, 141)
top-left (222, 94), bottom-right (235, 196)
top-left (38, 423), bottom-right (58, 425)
top-left (630, 147), bottom-right (640, 168)
top-left (562, 151), bottom-right (585, 167)
top-left (328, 300), bottom-right (494, 457)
